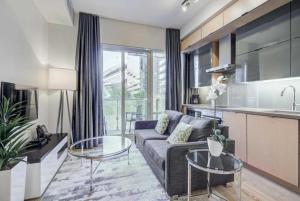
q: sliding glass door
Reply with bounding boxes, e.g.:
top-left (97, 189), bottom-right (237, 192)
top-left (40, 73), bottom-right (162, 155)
top-left (103, 45), bottom-right (162, 135)
top-left (103, 50), bottom-right (122, 134)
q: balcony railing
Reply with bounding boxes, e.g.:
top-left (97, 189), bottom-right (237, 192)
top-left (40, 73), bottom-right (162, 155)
top-left (103, 98), bottom-right (164, 134)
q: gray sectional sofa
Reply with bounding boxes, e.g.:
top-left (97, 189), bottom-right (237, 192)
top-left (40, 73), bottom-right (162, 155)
top-left (134, 110), bottom-right (234, 196)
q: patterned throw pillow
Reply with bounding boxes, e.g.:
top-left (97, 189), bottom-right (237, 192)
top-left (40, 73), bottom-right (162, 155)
top-left (167, 122), bottom-right (193, 144)
top-left (155, 113), bottom-right (169, 135)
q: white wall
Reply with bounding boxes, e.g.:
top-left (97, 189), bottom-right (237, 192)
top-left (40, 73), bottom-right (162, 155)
top-left (100, 18), bottom-right (165, 50)
top-left (0, 0), bottom-right (49, 138)
top-left (47, 23), bottom-right (77, 133)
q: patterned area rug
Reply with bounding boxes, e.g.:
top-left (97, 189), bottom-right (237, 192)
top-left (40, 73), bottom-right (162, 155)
top-left (43, 145), bottom-right (170, 201)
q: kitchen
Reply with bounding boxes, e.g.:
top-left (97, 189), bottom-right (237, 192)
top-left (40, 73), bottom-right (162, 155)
top-left (181, 0), bottom-right (300, 194)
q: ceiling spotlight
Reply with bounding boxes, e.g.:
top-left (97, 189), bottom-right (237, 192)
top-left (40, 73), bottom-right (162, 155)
top-left (181, 0), bottom-right (190, 12)
top-left (193, 0), bottom-right (199, 2)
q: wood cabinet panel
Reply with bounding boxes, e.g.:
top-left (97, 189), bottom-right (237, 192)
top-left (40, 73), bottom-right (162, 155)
top-left (202, 13), bottom-right (224, 38)
top-left (247, 115), bottom-right (298, 186)
top-left (223, 112), bottom-right (247, 161)
top-left (181, 28), bottom-right (202, 50)
top-left (224, 0), bottom-right (268, 25)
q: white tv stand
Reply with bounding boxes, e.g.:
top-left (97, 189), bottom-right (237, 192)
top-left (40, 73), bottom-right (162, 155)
top-left (23, 134), bottom-right (68, 200)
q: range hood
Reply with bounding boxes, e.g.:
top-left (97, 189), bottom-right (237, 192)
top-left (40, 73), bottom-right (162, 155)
top-left (206, 64), bottom-right (237, 73)
top-left (206, 34), bottom-right (236, 74)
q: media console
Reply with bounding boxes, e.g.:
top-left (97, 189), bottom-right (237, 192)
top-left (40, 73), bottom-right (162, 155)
top-left (22, 133), bottom-right (68, 199)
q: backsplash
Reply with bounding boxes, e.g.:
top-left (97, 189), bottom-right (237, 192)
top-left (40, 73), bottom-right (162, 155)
top-left (197, 77), bottom-right (300, 111)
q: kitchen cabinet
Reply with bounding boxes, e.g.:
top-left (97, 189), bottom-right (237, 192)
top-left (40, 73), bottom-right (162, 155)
top-left (236, 4), bottom-right (290, 56)
top-left (236, 40), bottom-right (290, 82)
top-left (181, 28), bottom-right (202, 50)
top-left (202, 13), bottom-right (223, 38)
top-left (223, 112), bottom-right (247, 162)
top-left (224, 0), bottom-right (268, 25)
top-left (190, 44), bottom-right (212, 87)
top-left (291, 0), bottom-right (300, 77)
top-left (247, 115), bottom-right (298, 186)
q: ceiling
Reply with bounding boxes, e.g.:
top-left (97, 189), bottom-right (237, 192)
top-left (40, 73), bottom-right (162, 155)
top-left (33, 0), bottom-right (74, 26)
top-left (71, 0), bottom-right (213, 28)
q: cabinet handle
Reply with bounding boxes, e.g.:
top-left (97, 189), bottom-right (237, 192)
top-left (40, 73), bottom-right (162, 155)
top-left (241, 12), bottom-right (249, 17)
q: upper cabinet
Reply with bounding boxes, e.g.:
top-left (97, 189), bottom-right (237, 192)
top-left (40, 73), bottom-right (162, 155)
top-left (291, 0), bottom-right (300, 77)
top-left (236, 40), bottom-right (290, 82)
top-left (236, 4), bottom-right (290, 56)
top-left (236, 2), bottom-right (300, 82)
top-left (190, 44), bottom-right (212, 87)
top-left (202, 13), bottom-right (223, 38)
top-left (223, 0), bottom-right (268, 25)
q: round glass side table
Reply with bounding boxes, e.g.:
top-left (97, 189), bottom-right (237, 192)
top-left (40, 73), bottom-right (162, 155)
top-left (186, 149), bottom-right (243, 201)
top-left (69, 136), bottom-right (132, 191)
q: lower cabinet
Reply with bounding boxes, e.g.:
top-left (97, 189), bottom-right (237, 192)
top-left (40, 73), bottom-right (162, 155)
top-left (223, 112), bottom-right (247, 162)
top-left (247, 114), bottom-right (299, 186)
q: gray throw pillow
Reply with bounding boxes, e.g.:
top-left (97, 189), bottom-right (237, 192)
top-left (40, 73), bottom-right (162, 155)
top-left (179, 115), bottom-right (195, 124)
top-left (188, 118), bottom-right (213, 142)
top-left (165, 110), bottom-right (184, 135)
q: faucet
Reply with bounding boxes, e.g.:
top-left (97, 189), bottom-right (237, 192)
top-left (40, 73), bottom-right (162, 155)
top-left (280, 85), bottom-right (299, 111)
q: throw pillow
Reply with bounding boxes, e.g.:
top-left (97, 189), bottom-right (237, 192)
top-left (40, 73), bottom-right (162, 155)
top-left (167, 122), bottom-right (193, 144)
top-left (188, 118), bottom-right (213, 142)
top-left (155, 113), bottom-right (169, 134)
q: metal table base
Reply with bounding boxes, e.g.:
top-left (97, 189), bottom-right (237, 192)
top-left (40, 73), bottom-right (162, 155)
top-left (187, 163), bottom-right (242, 201)
top-left (89, 148), bottom-right (131, 191)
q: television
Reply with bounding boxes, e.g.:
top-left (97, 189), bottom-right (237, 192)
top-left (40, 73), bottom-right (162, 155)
top-left (0, 82), bottom-right (38, 121)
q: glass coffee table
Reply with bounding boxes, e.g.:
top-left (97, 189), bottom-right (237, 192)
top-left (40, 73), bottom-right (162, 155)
top-left (69, 136), bottom-right (132, 191)
top-left (186, 149), bottom-right (243, 201)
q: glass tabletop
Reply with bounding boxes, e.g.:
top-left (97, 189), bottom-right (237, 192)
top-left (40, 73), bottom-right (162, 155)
top-left (69, 136), bottom-right (132, 159)
top-left (186, 149), bottom-right (243, 174)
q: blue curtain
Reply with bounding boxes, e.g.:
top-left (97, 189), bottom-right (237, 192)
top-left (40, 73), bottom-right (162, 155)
top-left (165, 29), bottom-right (182, 111)
top-left (72, 13), bottom-right (104, 147)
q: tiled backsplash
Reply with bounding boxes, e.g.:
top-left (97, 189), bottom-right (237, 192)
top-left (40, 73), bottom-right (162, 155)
top-left (197, 77), bottom-right (300, 110)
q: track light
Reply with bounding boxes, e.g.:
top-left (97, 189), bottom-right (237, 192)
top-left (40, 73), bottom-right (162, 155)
top-left (181, 0), bottom-right (190, 12)
top-left (181, 0), bottom-right (200, 12)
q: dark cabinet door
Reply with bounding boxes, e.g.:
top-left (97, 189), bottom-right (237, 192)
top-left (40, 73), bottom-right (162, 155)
top-left (236, 40), bottom-right (290, 82)
top-left (236, 4), bottom-right (290, 56)
top-left (291, 0), bottom-right (300, 77)
top-left (191, 44), bottom-right (211, 87)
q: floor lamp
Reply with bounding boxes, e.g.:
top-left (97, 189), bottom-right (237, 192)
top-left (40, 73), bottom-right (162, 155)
top-left (48, 67), bottom-right (77, 145)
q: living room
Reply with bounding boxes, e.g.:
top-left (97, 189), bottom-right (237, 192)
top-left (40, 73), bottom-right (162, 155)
top-left (1, 0), bottom-right (300, 201)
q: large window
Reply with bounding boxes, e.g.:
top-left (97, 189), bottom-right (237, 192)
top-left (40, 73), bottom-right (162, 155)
top-left (152, 52), bottom-right (166, 120)
top-left (102, 45), bottom-right (166, 135)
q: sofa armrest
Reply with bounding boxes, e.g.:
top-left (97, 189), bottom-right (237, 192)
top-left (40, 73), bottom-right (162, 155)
top-left (165, 140), bottom-right (235, 196)
top-left (134, 120), bottom-right (158, 130)
top-left (165, 141), bottom-right (208, 196)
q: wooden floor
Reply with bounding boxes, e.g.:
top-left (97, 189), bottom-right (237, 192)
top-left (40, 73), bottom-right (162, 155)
top-left (189, 168), bottom-right (300, 201)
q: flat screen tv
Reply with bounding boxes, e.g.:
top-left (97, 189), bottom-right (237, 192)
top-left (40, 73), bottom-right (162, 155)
top-left (0, 82), bottom-right (38, 121)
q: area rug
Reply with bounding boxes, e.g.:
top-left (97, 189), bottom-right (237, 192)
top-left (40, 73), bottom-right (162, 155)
top-left (43, 145), bottom-right (170, 201)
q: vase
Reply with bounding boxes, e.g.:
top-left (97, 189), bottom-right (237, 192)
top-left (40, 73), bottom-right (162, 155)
top-left (0, 157), bottom-right (27, 201)
top-left (207, 138), bottom-right (223, 157)
top-left (211, 100), bottom-right (216, 108)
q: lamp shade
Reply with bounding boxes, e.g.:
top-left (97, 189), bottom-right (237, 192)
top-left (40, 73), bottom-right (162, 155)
top-left (48, 68), bottom-right (77, 90)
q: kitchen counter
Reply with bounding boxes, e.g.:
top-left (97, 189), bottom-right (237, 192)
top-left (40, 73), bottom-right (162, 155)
top-left (183, 104), bottom-right (300, 120)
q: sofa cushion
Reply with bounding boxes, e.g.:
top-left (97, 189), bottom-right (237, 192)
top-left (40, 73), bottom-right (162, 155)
top-left (179, 115), bottom-right (195, 124)
top-left (155, 113), bottom-right (169, 134)
top-left (144, 140), bottom-right (169, 170)
top-left (167, 122), bottom-right (193, 144)
top-left (188, 118), bottom-right (213, 142)
top-left (165, 110), bottom-right (183, 135)
top-left (135, 129), bottom-right (168, 148)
